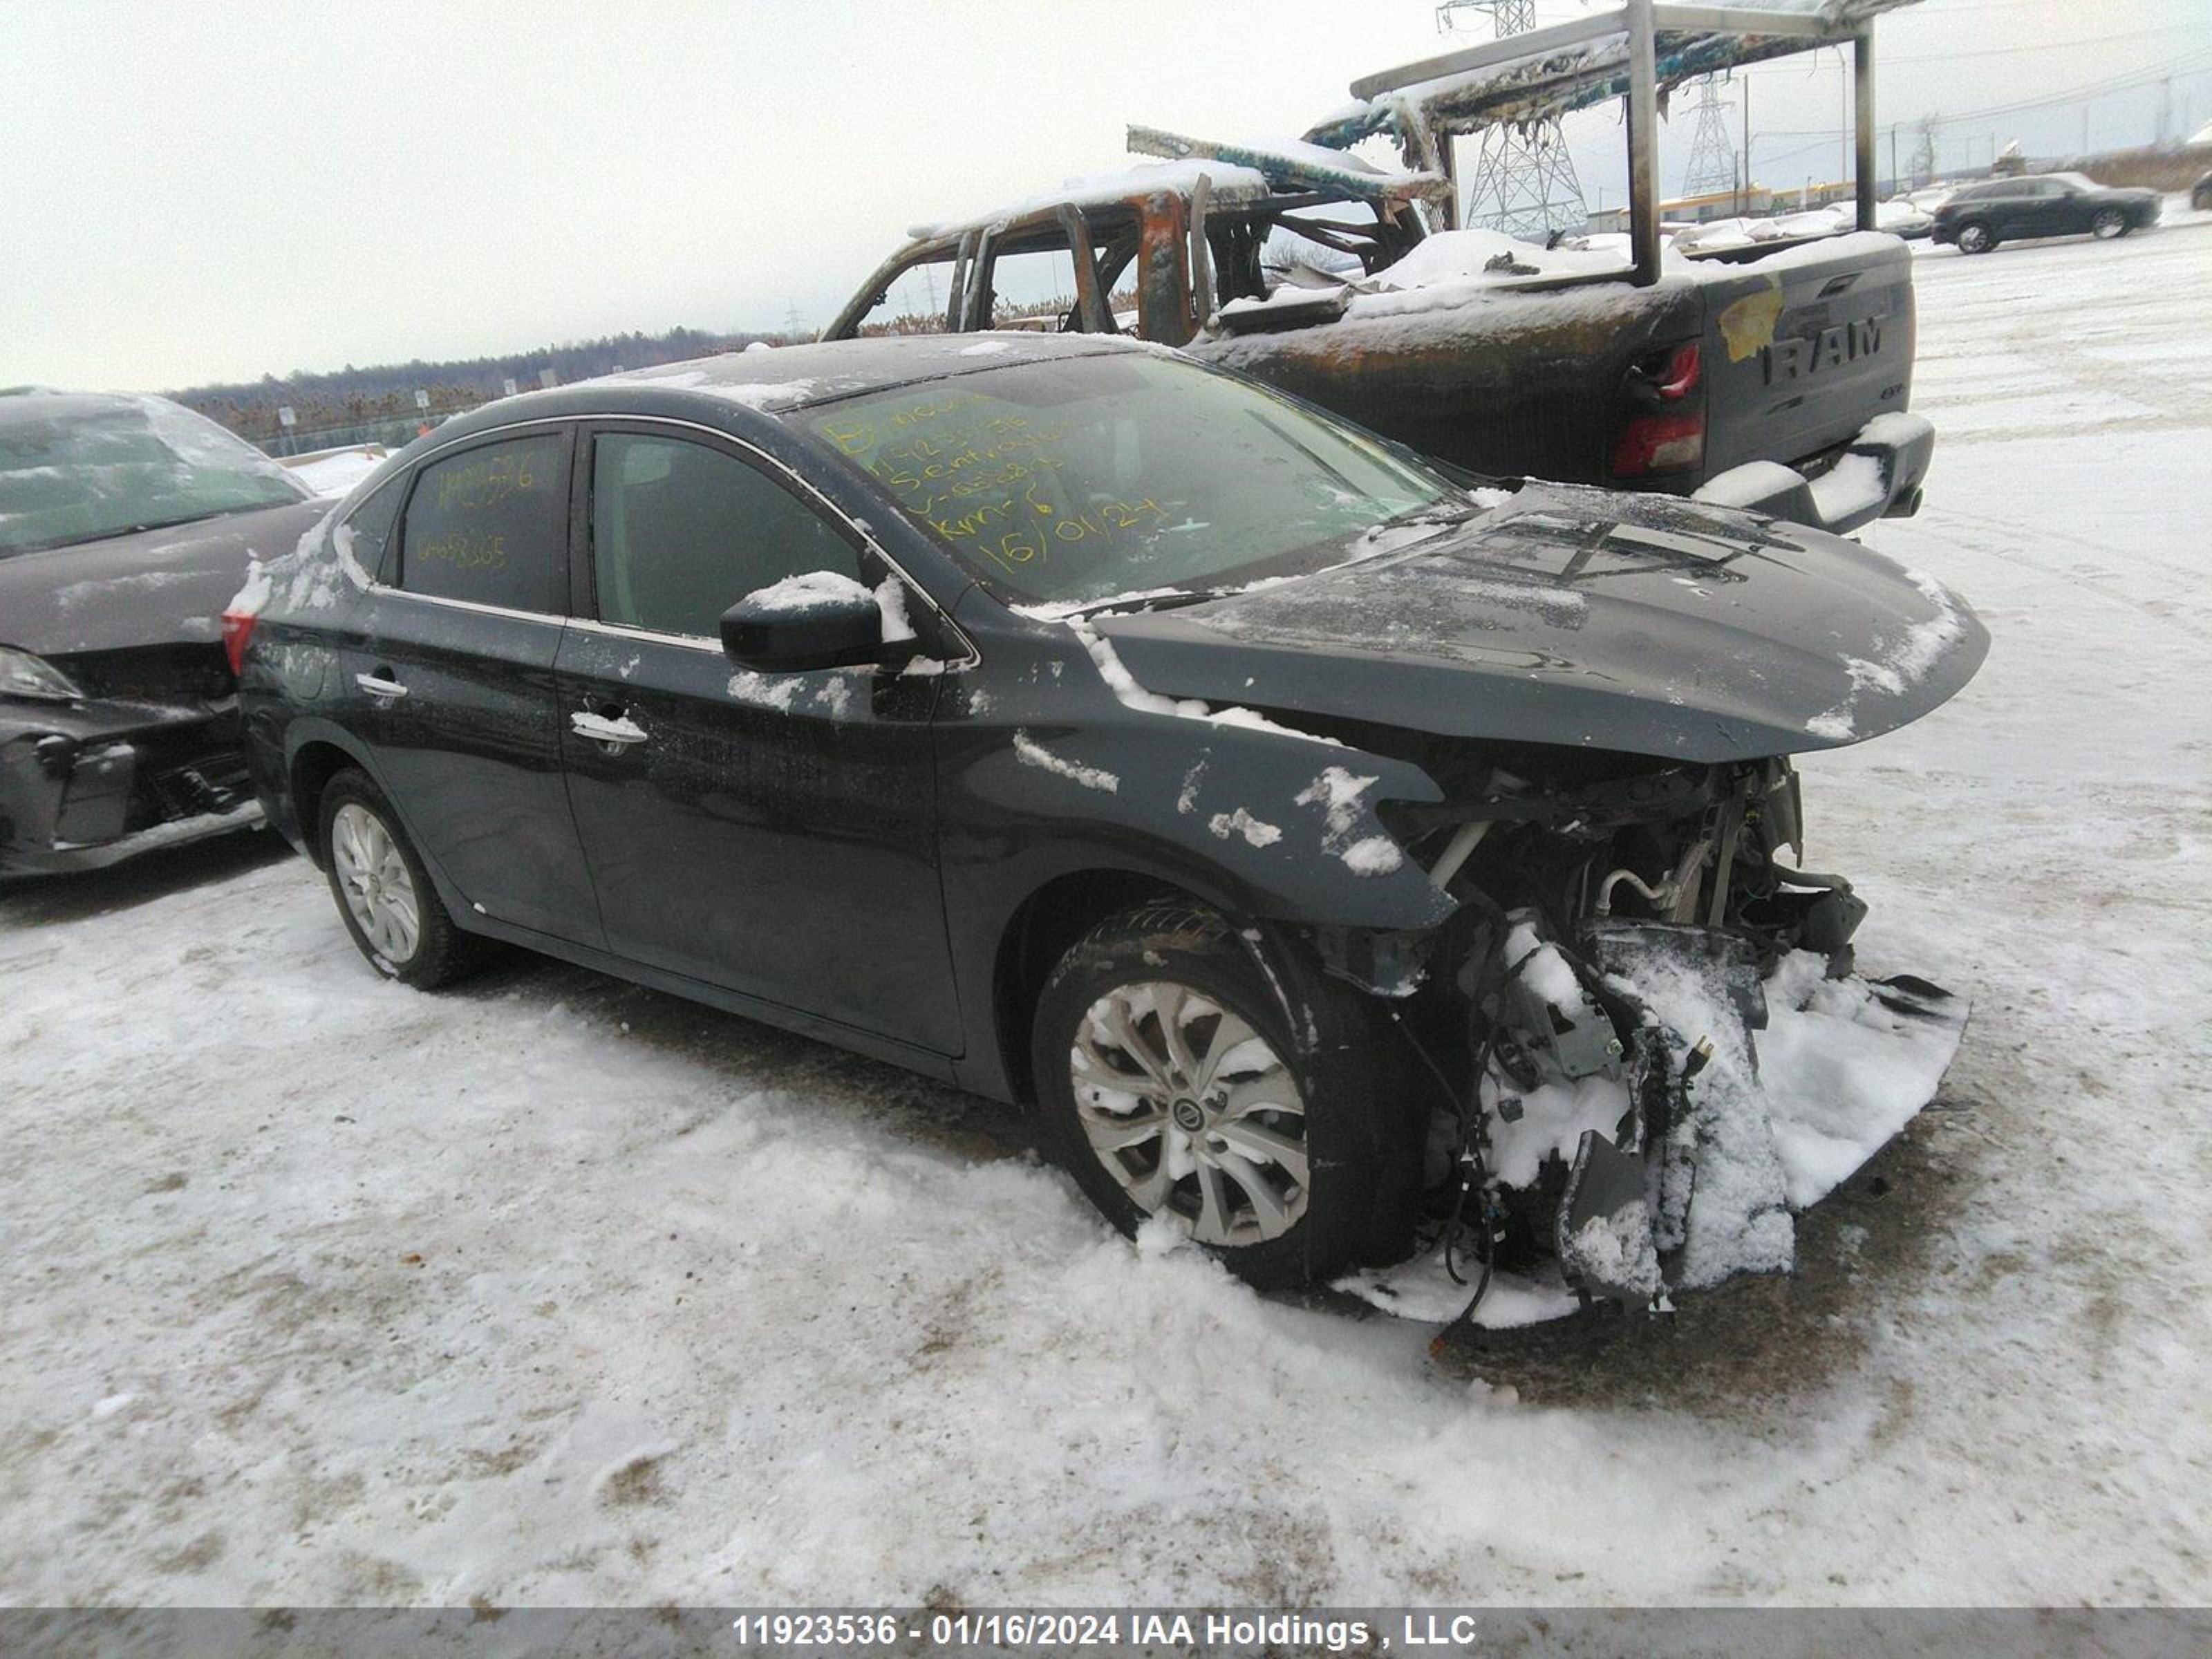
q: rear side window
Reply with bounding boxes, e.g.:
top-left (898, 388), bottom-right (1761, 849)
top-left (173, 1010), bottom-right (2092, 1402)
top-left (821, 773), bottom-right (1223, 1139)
top-left (590, 433), bottom-right (861, 639)
top-left (337, 476), bottom-right (404, 583)
top-left (400, 433), bottom-right (565, 613)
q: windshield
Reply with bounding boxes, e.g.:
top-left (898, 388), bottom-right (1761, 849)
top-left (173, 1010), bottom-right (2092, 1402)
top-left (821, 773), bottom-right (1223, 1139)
top-left (796, 351), bottom-right (1452, 607)
top-left (0, 396), bottom-right (312, 558)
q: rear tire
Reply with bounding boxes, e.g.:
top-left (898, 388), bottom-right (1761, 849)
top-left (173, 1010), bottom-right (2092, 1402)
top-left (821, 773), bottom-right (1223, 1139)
top-left (1031, 903), bottom-right (1391, 1288)
top-left (1956, 221), bottom-right (1996, 254)
top-left (319, 768), bottom-right (475, 989)
top-left (2091, 207), bottom-right (2127, 240)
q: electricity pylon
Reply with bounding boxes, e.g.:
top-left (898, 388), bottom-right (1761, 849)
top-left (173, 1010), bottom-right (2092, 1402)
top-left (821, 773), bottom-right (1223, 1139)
top-left (1682, 76), bottom-right (1738, 200)
top-left (1436, 0), bottom-right (1589, 240)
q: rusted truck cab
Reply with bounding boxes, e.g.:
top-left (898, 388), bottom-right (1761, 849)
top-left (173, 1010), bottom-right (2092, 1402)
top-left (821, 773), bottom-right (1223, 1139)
top-left (824, 1), bottom-right (1936, 536)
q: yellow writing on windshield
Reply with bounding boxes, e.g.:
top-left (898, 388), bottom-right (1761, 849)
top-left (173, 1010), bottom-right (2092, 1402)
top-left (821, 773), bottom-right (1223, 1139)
top-left (819, 395), bottom-right (1165, 579)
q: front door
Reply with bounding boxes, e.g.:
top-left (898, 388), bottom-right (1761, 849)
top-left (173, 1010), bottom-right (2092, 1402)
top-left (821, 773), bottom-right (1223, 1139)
top-left (554, 423), bottom-right (961, 1053)
top-left (351, 424), bottom-right (603, 946)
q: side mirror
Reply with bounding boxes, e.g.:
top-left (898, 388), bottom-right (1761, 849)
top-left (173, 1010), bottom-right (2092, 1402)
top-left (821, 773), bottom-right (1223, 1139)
top-left (720, 572), bottom-right (891, 673)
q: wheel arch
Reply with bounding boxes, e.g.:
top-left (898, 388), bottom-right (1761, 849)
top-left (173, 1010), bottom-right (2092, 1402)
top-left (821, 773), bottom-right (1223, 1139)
top-left (991, 866), bottom-right (1237, 1108)
top-left (288, 740), bottom-right (358, 868)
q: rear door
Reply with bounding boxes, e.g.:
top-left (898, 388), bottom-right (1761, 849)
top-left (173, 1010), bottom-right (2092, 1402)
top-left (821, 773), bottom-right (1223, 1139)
top-left (554, 421), bottom-right (961, 1053)
top-left (348, 424), bottom-right (603, 945)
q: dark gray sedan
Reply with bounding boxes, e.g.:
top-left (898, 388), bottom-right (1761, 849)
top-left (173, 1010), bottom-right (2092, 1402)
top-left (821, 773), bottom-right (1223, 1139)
top-left (230, 335), bottom-right (1987, 1301)
top-left (0, 388), bottom-right (327, 874)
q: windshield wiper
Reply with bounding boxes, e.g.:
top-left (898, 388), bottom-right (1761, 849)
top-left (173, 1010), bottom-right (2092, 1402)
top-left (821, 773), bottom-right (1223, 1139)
top-left (1069, 589), bottom-right (1224, 620)
top-left (1376, 498), bottom-right (1488, 532)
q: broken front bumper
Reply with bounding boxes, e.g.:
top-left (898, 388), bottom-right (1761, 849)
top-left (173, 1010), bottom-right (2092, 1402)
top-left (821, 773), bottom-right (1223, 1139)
top-left (0, 697), bottom-right (259, 876)
top-left (1693, 411), bottom-right (1936, 537)
top-left (1548, 922), bottom-right (1968, 1309)
top-left (1340, 909), bottom-right (1970, 1324)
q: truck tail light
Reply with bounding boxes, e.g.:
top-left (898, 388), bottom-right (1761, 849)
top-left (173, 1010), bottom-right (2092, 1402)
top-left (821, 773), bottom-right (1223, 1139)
top-left (1611, 341), bottom-right (1707, 477)
top-left (220, 609), bottom-right (259, 677)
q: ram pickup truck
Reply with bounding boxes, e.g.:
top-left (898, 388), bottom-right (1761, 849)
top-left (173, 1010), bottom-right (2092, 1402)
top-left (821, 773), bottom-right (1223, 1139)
top-left (826, 140), bottom-right (1930, 538)
top-left (827, 0), bottom-right (1935, 537)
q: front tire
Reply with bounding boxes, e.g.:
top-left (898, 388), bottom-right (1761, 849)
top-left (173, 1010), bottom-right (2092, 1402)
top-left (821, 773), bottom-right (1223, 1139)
top-left (1031, 904), bottom-right (1387, 1288)
top-left (1956, 221), bottom-right (1996, 254)
top-left (2091, 207), bottom-right (2127, 240)
top-left (319, 769), bottom-right (474, 988)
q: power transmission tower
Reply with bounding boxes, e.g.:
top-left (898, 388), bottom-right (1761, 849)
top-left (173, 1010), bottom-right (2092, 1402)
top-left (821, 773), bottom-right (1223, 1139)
top-left (1911, 115), bottom-right (1938, 188)
top-left (1437, 0), bottom-right (1588, 240)
top-left (1681, 76), bottom-right (1737, 199)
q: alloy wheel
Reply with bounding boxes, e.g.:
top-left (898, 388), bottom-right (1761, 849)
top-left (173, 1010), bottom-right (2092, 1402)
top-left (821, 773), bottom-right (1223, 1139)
top-left (1069, 980), bottom-right (1307, 1246)
top-left (2092, 209), bottom-right (2125, 239)
top-left (331, 802), bottom-right (420, 964)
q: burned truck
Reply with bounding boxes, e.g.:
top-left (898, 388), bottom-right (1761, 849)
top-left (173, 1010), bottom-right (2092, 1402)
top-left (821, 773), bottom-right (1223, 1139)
top-left (827, 0), bottom-right (1931, 538)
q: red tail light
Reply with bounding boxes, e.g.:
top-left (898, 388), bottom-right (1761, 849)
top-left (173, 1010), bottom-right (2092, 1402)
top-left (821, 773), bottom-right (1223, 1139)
top-left (1648, 341), bottom-right (1702, 400)
top-left (1611, 410), bottom-right (1707, 476)
top-left (220, 609), bottom-right (259, 677)
top-left (1611, 341), bottom-right (1707, 477)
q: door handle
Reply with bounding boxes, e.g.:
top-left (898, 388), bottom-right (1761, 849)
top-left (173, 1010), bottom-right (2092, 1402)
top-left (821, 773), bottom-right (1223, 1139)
top-left (571, 710), bottom-right (649, 749)
top-left (355, 671), bottom-right (408, 702)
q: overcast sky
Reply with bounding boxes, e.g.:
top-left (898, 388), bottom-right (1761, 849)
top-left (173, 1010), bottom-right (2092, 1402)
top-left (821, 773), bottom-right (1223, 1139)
top-left (3, 0), bottom-right (2206, 392)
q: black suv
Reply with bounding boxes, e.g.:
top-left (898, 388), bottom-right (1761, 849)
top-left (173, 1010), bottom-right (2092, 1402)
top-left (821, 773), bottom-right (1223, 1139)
top-left (1931, 171), bottom-right (2161, 254)
top-left (230, 335), bottom-right (1985, 1297)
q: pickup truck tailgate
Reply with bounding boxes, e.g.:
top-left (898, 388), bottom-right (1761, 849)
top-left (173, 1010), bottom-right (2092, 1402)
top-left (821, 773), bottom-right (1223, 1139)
top-left (1697, 234), bottom-right (1917, 477)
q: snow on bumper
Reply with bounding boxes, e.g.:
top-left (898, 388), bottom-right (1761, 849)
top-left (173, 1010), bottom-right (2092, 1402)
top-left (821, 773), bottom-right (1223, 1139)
top-left (1694, 411), bottom-right (1936, 537)
top-left (1340, 922), bottom-right (1969, 1327)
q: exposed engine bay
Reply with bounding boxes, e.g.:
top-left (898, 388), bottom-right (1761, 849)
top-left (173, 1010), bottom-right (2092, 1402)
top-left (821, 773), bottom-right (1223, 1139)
top-left (1344, 753), bottom-right (1967, 1323)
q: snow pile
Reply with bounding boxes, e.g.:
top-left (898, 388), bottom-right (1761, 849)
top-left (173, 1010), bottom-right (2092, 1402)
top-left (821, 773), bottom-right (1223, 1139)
top-left (1759, 955), bottom-right (1974, 1208)
top-left (1207, 807), bottom-right (1282, 848)
top-left (1367, 227), bottom-right (1633, 290)
top-left (1012, 730), bottom-right (1119, 794)
top-left (284, 447), bottom-right (387, 498)
top-left (906, 160), bottom-right (1273, 245)
top-left (1067, 619), bottom-right (1343, 747)
top-left (744, 570), bottom-right (873, 613)
top-left (873, 575), bottom-right (917, 643)
top-left (1560, 1200), bottom-right (1664, 1302)
top-left (228, 506), bottom-right (374, 618)
top-left (1808, 568), bottom-right (1969, 742)
top-left (726, 670), bottom-right (805, 712)
top-left (1294, 766), bottom-right (1403, 876)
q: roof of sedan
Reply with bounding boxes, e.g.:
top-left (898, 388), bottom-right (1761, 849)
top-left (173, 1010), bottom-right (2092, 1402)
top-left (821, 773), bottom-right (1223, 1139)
top-left (597, 332), bottom-right (1141, 414)
top-left (407, 332), bottom-right (1157, 458)
top-left (0, 388), bottom-right (163, 428)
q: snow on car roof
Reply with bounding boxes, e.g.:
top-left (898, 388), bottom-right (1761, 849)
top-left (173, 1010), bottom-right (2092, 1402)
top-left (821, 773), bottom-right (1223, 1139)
top-left (577, 333), bottom-right (1147, 415)
top-left (1123, 126), bottom-right (1449, 204)
top-left (903, 160), bottom-right (1274, 245)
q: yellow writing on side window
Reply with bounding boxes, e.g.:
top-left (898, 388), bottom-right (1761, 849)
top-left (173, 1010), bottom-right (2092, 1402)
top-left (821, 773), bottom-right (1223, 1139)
top-left (435, 450), bottom-right (539, 514)
top-left (414, 531), bottom-right (509, 571)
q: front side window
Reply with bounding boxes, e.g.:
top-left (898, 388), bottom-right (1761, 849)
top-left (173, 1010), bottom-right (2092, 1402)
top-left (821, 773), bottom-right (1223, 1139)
top-left (0, 396), bottom-right (312, 559)
top-left (797, 350), bottom-right (1451, 608)
top-left (590, 433), bottom-right (862, 639)
top-left (399, 433), bottom-right (565, 612)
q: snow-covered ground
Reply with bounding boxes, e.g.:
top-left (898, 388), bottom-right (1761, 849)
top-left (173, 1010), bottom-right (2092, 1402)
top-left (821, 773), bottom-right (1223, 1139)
top-left (3, 218), bottom-right (2209, 1609)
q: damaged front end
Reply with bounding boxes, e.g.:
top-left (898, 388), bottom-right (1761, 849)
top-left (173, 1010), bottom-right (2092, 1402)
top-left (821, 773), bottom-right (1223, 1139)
top-left (1353, 753), bottom-right (1967, 1321)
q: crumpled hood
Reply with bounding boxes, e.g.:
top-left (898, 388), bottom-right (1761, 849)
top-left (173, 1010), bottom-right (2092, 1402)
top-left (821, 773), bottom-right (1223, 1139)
top-left (0, 499), bottom-right (328, 659)
top-left (1092, 483), bottom-right (1989, 763)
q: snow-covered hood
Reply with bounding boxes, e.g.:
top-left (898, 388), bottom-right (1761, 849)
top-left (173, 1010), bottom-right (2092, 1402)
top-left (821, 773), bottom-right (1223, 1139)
top-left (1091, 484), bottom-right (1989, 763)
top-left (0, 498), bottom-right (329, 659)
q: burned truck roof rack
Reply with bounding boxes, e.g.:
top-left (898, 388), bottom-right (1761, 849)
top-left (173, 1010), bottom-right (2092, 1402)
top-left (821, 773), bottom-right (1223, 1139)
top-left (1312, 0), bottom-right (1918, 286)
